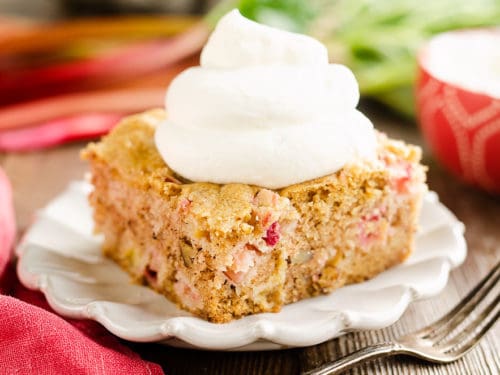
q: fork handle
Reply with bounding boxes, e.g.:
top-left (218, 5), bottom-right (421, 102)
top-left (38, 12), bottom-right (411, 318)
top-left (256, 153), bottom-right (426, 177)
top-left (302, 342), bottom-right (405, 375)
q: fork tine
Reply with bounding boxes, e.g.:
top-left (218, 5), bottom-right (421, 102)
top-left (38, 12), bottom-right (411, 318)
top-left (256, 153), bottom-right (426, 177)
top-left (303, 264), bottom-right (499, 375)
top-left (436, 292), bottom-right (499, 353)
top-left (415, 261), bottom-right (500, 340)
top-left (447, 308), bottom-right (499, 360)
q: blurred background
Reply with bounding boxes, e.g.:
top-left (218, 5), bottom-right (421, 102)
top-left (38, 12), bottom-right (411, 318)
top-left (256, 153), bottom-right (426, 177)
top-left (1, 0), bottom-right (499, 191)
top-left (1, 0), bottom-right (216, 17)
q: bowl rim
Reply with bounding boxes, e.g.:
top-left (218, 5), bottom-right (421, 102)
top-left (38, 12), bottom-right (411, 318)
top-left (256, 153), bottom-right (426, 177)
top-left (417, 27), bottom-right (500, 100)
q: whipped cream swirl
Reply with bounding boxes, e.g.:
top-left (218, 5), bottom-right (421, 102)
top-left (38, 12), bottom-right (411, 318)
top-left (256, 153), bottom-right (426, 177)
top-left (155, 10), bottom-right (377, 189)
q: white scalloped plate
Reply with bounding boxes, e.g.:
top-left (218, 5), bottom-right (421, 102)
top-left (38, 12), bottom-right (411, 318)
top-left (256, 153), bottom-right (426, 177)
top-left (16, 181), bottom-right (467, 351)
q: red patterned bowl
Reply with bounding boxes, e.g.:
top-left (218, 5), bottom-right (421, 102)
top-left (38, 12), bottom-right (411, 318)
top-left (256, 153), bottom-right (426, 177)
top-left (416, 29), bottom-right (500, 194)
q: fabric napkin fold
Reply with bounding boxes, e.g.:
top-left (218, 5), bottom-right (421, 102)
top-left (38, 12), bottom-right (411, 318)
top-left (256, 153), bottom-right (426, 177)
top-left (0, 167), bottom-right (164, 375)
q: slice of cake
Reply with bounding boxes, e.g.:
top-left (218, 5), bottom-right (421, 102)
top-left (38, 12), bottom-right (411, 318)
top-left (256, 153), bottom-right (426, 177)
top-left (82, 109), bottom-right (426, 323)
top-left (82, 10), bottom-right (427, 323)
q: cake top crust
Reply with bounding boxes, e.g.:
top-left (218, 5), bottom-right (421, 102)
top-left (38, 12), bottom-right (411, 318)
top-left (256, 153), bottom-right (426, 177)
top-left (82, 109), bottom-right (423, 235)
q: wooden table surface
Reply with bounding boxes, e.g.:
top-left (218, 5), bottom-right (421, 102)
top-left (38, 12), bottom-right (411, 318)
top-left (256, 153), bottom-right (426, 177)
top-left (1, 105), bottom-right (499, 375)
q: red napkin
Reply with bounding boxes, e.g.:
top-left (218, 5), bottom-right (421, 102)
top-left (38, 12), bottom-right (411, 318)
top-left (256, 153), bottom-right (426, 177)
top-left (0, 167), bottom-right (164, 375)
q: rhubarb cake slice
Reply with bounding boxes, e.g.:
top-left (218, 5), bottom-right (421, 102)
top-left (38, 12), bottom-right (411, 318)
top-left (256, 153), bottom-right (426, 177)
top-left (82, 109), bottom-right (426, 323)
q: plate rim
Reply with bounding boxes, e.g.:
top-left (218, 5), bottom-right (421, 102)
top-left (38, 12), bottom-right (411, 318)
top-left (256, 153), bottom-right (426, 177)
top-left (16, 181), bottom-right (467, 351)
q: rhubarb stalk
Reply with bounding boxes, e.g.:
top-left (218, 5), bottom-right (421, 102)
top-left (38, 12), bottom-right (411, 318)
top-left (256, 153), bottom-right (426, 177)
top-left (0, 88), bottom-right (163, 131)
top-left (0, 15), bottom-right (199, 56)
top-left (0, 24), bottom-right (208, 106)
top-left (0, 113), bottom-right (123, 151)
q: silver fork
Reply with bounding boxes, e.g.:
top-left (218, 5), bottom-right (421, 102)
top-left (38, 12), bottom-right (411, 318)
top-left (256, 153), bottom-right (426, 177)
top-left (303, 261), bottom-right (500, 375)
